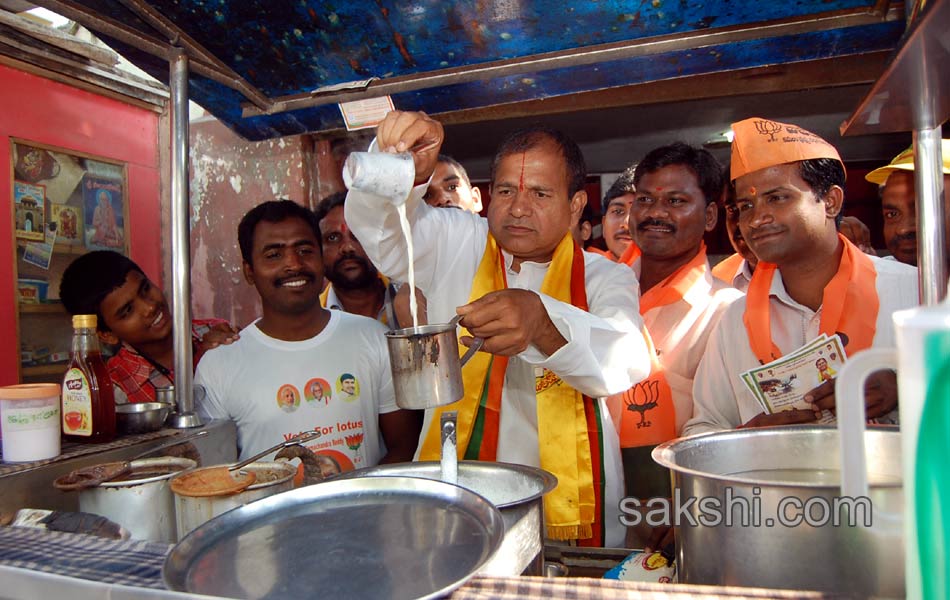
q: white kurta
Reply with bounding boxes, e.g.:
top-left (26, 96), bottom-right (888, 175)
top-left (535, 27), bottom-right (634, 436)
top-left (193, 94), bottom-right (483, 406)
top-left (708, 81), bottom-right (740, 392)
top-left (346, 173), bottom-right (650, 546)
top-left (684, 255), bottom-right (919, 435)
top-left (633, 259), bottom-right (744, 434)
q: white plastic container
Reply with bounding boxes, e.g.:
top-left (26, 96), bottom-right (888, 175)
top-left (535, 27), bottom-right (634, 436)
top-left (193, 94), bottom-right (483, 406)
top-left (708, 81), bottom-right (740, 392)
top-left (0, 383), bottom-right (61, 462)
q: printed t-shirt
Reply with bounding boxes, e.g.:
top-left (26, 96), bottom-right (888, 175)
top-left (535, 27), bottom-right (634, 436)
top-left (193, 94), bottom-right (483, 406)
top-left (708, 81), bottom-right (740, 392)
top-left (194, 310), bottom-right (398, 468)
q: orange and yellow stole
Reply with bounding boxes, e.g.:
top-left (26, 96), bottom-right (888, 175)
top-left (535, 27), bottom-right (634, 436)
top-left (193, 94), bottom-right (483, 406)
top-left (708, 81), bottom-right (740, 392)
top-left (610, 244), bottom-right (709, 446)
top-left (418, 232), bottom-right (606, 543)
top-left (743, 234), bottom-right (878, 363)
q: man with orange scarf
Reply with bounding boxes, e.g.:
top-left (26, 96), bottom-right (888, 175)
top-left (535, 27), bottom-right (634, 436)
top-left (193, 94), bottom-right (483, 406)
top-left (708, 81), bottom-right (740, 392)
top-left (684, 118), bottom-right (918, 435)
top-left (607, 144), bottom-right (742, 547)
top-left (345, 111), bottom-right (650, 546)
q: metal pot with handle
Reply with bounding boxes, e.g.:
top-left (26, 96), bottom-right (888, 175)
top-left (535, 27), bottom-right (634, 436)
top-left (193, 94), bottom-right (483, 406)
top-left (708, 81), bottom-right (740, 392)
top-left (171, 433), bottom-right (321, 538)
top-left (384, 315), bottom-right (483, 410)
top-left (78, 457), bottom-right (196, 543)
top-left (172, 461), bottom-right (297, 539)
top-left (652, 425), bottom-right (903, 596)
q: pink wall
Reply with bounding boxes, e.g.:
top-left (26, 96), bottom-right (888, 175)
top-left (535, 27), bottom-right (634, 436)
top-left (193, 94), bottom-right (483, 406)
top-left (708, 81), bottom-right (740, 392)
top-left (0, 64), bottom-right (162, 385)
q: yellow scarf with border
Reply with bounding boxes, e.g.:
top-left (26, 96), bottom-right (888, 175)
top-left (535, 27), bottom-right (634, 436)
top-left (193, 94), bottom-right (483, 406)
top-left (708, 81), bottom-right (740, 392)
top-left (418, 232), bottom-right (596, 541)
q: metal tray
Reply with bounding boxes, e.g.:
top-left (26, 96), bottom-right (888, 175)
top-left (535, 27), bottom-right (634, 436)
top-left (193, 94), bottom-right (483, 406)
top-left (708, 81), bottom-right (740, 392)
top-left (163, 476), bottom-right (504, 600)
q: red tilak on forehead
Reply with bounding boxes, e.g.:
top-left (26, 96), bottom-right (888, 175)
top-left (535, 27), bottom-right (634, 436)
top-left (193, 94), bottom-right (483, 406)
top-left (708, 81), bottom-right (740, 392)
top-left (519, 151), bottom-right (526, 192)
top-left (656, 187), bottom-right (664, 191)
top-left (340, 222), bottom-right (349, 235)
top-left (748, 186), bottom-right (757, 196)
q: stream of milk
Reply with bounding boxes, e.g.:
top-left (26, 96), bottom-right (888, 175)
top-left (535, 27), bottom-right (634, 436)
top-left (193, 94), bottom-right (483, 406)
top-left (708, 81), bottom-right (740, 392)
top-left (395, 203), bottom-right (418, 330)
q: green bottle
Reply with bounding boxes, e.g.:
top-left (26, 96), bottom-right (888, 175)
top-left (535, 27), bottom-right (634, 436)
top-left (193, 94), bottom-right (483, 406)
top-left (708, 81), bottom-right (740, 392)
top-left (916, 330), bottom-right (950, 600)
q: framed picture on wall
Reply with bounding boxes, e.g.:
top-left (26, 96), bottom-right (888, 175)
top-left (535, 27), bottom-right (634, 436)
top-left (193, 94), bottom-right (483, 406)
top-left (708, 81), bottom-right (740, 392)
top-left (83, 177), bottom-right (125, 251)
top-left (10, 139), bottom-right (128, 254)
top-left (13, 181), bottom-right (45, 241)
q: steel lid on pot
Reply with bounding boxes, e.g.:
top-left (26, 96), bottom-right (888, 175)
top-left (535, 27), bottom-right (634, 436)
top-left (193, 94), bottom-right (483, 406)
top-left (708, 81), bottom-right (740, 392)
top-left (164, 476), bottom-right (504, 599)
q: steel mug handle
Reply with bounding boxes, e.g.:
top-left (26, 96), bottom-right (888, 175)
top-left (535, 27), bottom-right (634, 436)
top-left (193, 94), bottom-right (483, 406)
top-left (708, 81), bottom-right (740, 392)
top-left (449, 313), bottom-right (484, 366)
top-left (459, 337), bottom-right (484, 367)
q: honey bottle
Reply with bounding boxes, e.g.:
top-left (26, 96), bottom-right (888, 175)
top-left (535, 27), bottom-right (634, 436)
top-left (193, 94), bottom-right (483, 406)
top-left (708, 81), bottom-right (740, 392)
top-left (62, 314), bottom-right (115, 443)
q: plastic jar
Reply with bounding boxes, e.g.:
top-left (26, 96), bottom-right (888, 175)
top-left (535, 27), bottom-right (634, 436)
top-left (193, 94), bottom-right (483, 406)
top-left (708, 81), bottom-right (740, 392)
top-left (0, 383), bottom-right (61, 462)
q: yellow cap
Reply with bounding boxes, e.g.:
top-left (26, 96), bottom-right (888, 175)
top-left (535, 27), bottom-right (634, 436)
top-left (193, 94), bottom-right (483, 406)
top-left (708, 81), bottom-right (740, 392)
top-left (0, 383), bottom-right (61, 400)
top-left (865, 139), bottom-right (950, 185)
top-left (72, 314), bottom-right (97, 329)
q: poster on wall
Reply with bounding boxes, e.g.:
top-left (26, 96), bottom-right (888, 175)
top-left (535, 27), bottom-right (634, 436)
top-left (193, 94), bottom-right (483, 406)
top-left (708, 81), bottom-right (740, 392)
top-left (22, 224), bottom-right (57, 270)
top-left (11, 140), bottom-right (128, 254)
top-left (50, 204), bottom-right (82, 244)
top-left (13, 181), bottom-right (46, 241)
top-left (82, 177), bottom-right (125, 251)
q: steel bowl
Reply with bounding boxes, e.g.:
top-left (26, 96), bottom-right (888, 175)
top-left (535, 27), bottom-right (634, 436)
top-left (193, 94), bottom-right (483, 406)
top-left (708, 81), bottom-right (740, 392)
top-left (116, 402), bottom-right (171, 434)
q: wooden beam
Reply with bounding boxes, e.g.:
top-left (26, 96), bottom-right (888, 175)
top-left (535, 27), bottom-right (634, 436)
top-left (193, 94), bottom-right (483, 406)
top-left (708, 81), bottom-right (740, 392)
top-left (0, 9), bottom-right (116, 65)
top-left (0, 39), bottom-right (167, 110)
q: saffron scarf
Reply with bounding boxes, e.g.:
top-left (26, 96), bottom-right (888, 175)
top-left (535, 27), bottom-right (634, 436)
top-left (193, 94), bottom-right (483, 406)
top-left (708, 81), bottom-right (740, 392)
top-left (612, 244), bottom-right (710, 446)
top-left (617, 242), bottom-right (642, 266)
top-left (590, 244), bottom-right (640, 266)
top-left (418, 232), bottom-right (605, 543)
top-left (743, 234), bottom-right (878, 363)
top-left (711, 253), bottom-right (745, 286)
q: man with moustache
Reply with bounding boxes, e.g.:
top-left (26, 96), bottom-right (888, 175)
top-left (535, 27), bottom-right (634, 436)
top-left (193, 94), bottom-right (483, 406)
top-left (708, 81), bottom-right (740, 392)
top-left (685, 118), bottom-right (918, 435)
top-left (315, 191), bottom-right (401, 328)
top-left (607, 144), bottom-right (741, 548)
top-left (195, 200), bottom-right (420, 464)
top-left (866, 140), bottom-right (950, 266)
top-left (345, 111), bottom-right (649, 547)
top-left (610, 143), bottom-right (742, 440)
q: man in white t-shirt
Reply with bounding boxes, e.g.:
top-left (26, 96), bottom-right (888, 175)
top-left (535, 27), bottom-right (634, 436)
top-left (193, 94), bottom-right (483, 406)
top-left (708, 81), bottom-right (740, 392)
top-left (195, 200), bottom-right (420, 466)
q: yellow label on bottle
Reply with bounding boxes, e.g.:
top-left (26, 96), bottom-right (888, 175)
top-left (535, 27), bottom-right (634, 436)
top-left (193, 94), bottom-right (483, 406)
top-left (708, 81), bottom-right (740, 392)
top-left (62, 367), bottom-right (92, 436)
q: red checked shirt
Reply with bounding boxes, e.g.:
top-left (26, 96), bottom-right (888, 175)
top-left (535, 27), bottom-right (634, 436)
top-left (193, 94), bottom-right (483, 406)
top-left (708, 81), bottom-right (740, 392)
top-left (107, 319), bottom-right (227, 404)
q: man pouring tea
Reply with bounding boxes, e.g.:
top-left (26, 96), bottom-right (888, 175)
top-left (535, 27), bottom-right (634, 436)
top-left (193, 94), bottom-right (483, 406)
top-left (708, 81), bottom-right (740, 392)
top-left (345, 110), bottom-right (650, 546)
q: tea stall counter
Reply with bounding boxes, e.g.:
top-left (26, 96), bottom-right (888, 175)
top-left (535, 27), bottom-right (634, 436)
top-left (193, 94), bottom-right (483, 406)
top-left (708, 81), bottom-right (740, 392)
top-left (0, 420), bottom-right (236, 516)
top-left (0, 526), bottom-right (837, 600)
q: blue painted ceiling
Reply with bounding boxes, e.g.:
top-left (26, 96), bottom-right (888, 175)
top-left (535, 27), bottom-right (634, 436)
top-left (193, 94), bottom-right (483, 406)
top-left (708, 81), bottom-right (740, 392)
top-left (67, 0), bottom-right (906, 140)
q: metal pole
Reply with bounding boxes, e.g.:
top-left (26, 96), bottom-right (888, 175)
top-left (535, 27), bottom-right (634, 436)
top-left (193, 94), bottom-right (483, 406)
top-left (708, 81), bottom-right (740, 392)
top-left (167, 48), bottom-right (202, 428)
top-left (913, 127), bottom-right (947, 304)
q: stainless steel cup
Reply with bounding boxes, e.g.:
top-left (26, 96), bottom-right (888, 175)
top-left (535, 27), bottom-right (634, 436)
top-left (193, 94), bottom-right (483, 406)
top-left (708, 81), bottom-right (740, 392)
top-left (384, 318), bottom-right (482, 410)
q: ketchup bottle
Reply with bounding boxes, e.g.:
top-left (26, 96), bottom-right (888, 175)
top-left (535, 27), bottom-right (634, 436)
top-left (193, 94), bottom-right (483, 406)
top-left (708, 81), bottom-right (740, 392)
top-left (61, 314), bottom-right (116, 443)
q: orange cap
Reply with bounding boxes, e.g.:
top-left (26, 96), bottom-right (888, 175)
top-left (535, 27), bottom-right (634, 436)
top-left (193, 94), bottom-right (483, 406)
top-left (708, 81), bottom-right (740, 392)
top-left (730, 118), bottom-right (843, 181)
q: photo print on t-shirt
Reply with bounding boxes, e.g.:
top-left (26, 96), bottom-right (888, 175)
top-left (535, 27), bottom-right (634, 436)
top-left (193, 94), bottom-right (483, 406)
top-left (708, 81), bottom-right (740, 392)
top-left (337, 373), bottom-right (360, 401)
top-left (276, 384), bottom-right (300, 413)
top-left (304, 378), bottom-right (331, 406)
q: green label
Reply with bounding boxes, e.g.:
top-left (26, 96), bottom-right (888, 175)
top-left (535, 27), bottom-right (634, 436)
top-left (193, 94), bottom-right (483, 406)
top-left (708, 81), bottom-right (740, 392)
top-left (4, 405), bottom-right (59, 432)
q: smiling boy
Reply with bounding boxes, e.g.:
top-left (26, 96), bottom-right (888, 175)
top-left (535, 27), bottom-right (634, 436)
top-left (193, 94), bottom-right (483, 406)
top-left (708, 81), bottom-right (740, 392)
top-left (59, 250), bottom-right (238, 404)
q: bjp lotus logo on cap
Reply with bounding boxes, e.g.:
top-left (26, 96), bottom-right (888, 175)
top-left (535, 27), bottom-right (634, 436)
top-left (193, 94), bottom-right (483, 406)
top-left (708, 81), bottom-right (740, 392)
top-left (754, 120), bottom-right (783, 142)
